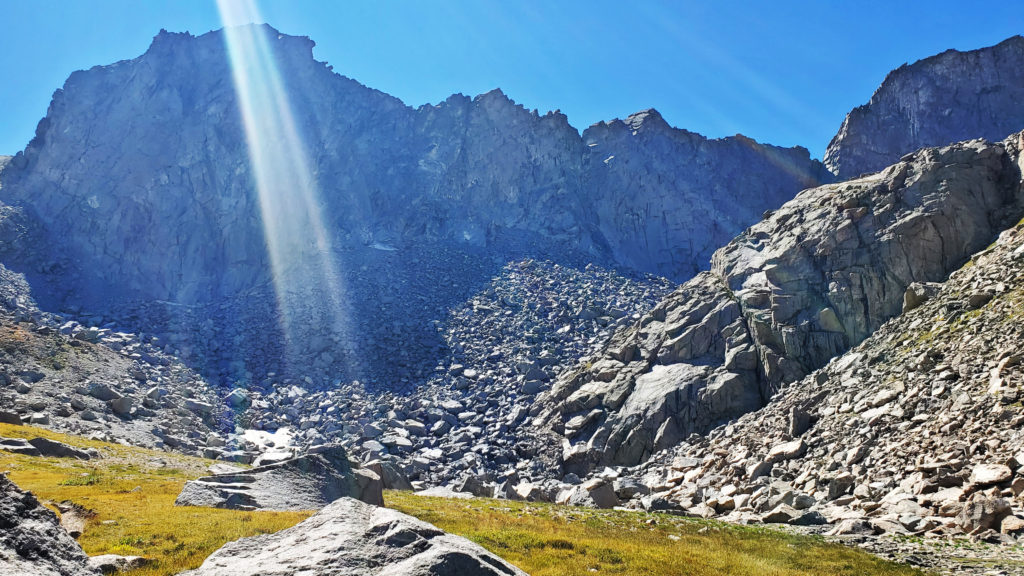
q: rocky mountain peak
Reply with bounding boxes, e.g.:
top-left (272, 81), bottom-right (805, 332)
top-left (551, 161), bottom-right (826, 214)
top-left (825, 35), bottom-right (1024, 179)
top-left (0, 24), bottom-right (826, 388)
top-left (624, 108), bottom-right (668, 131)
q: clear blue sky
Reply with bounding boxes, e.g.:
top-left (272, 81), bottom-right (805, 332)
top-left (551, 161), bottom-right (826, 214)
top-left (1, 1), bottom-right (1022, 157)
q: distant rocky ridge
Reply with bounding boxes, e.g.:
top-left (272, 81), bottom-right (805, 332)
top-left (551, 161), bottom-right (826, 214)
top-left (825, 35), bottom-right (1024, 179)
top-left (542, 133), bottom-right (1024, 476)
top-left (0, 24), bottom-right (826, 388)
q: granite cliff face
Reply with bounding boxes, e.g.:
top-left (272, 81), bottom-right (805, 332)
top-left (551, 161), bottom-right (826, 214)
top-left (543, 133), bottom-right (1024, 475)
top-left (0, 24), bottom-right (826, 387)
top-left (633, 198), bottom-right (1024, 556)
top-left (824, 36), bottom-right (1024, 179)
top-left (583, 110), bottom-right (829, 279)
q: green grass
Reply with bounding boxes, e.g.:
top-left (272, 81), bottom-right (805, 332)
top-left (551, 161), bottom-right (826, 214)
top-left (386, 491), bottom-right (926, 576)
top-left (58, 470), bottom-right (103, 486)
top-left (0, 423), bottom-right (311, 575)
top-left (1, 423), bottom-right (926, 575)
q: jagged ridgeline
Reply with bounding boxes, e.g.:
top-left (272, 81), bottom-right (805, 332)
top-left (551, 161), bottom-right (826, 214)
top-left (0, 24), bottom-right (828, 389)
top-left (825, 35), bottom-right (1024, 179)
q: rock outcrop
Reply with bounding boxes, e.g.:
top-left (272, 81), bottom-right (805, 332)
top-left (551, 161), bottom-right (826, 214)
top-left (626, 197), bottom-right (1024, 561)
top-left (543, 133), bottom-right (1024, 475)
top-left (825, 35), bottom-right (1024, 179)
top-left (0, 474), bottom-right (100, 575)
top-left (181, 496), bottom-right (526, 576)
top-left (175, 445), bottom-right (383, 511)
top-left (0, 24), bottom-right (826, 389)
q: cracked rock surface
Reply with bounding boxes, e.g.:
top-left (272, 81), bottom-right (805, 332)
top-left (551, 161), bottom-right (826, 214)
top-left (0, 474), bottom-right (99, 576)
top-left (542, 133), bottom-right (1024, 476)
top-left (180, 496), bottom-right (527, 576)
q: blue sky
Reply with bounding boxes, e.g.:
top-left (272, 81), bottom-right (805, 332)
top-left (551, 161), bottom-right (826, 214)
top-left (0, 1), bottom-right (1022, 157)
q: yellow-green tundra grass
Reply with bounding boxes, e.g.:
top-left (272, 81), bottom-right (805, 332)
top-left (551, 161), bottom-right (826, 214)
top-left (0, 423), bottom-right (924, 575)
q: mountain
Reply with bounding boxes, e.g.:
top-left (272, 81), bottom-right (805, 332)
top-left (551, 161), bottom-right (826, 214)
top-left (0, 24), bottom-right (827, 389)
top-left (825, 36), bottom-right (1024, 179)
top-left (630, 136), bottom-right (1024, 556)
top-left (541, 133), bottom-right (1024, 475)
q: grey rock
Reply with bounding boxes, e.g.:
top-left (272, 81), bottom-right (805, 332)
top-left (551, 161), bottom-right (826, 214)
top-left (761, 504), bottom-right (801, 524)
top-left (969, 464), bottom-right (1013, 486)
top-left (87, 383), bottom-right (122, 402)
top-left (788, 406), bottom-right (811, 437)
top-left (26, 438), bottom-right (92, 460)
top-left (184, 399), bottom-right (215, 416)
top-left (0, 410), bottom-right (22, 425)
top-left (903, 282), bottom-right (943, 313)
top-left (180, 497), bottom-right (526, 575)
top-left (55, 501), bottom-right (92, 539)
top-left (87, 554), bottom-right (149, 574)
top-left (0, 437), bottom-right (41, 457)
top-left (828, 518), bottom-right (876, 536)
top-left (612, 477), bottom-right (650, 499)
top-left (544, 133), bottom-right (1024, 474)
top-left (454, 475), bottom-right (492, 498)
top-left (0, 474), bottom-right (100, 575)
top-left (364, 460), bottom-right (413, 491)
top-left (175, 445), bottom-right (382, 511)
top-left (768, 440), bottom-right (807, 464)
top-left (825, 36), bottom-right (1024, 179)
top-left (957, 495), bottom-right (1012, 533)
top-left (107, 397), bottom-right (133, 416)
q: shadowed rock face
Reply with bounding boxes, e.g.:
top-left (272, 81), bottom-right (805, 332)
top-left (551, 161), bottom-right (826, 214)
top-left (181, 496), bottom-right (527, 576)
top-left (824, 36), bottom-right (1024, 180)
top-left (543, 133), bottom-right (1024, 475)
top-left (175, 445), bottom-right (382, 511)
top-left (0, 24), bottom-right (826, 388)
top-left (0, 474), bottom-right (100, 576)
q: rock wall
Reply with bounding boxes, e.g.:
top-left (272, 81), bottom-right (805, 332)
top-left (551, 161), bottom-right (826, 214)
top-left (824, 36), bottom-right (1024, 179)
top-left (543, 134), bottom-right (1024, 475)
top-left (0, 24), bottom-right (827, 387)
top-left (631, 181), bottom-right (1024, 552)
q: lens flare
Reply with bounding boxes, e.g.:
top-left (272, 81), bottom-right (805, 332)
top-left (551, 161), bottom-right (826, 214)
top-left (216, 0), bottom-right (353, 384)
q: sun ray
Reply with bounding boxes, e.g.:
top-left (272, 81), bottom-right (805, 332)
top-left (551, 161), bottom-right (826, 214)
top-left (216, 0), bottom-right (353, 386)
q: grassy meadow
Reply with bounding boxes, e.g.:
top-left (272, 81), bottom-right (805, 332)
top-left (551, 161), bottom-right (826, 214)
top-left (0, 422), bottom-right (924, 575)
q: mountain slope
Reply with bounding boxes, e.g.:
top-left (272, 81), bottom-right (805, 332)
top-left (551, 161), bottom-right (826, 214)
top-left (632, 190), bottom-right (1024, 568)
top-left (0, 24), bottom-right (826, 389)
top-left (541, 133), bottom-right (1024, 476)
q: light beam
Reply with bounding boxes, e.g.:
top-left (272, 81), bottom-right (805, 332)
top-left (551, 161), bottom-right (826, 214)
top-left (216, 0), bottom-right (353, 385)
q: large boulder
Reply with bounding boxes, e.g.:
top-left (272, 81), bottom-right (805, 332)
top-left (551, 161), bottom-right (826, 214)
top-left (180, 497), bottom-right (526, 576)
top-left (0, 474), bottom-right (100, 575)
top-left (26, 438), bottom-right (93, 460)
top-left (175, 445), bottom-right (382, 511)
